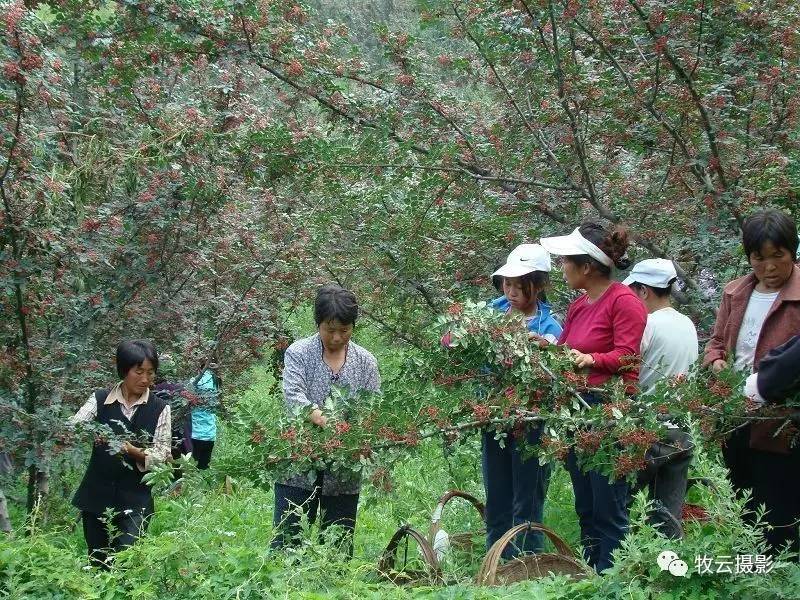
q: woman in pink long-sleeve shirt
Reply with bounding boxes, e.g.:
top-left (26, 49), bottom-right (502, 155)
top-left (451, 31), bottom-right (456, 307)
top-left (541, 222), bottom-right (647, 573)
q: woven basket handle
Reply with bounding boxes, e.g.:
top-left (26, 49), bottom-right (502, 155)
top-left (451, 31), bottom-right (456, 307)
top-left (378, 524), bottom-right (441, 579)
top-left (476, 522), bottom-right (576, 585)
top-left (429, 490), bottom-right (485, 543)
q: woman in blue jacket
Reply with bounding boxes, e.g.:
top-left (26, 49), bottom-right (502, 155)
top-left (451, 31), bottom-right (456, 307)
top-left (483, 244), bottom-right (562, 557)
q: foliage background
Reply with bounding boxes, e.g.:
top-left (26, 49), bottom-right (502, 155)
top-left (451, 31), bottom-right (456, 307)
top-left (1, 0), bottom-right (800, 597)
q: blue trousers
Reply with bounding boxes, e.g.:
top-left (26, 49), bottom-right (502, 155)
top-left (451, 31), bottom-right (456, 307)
top-left (566, 394), bottom-right (631, 573)
top-left (482, 424), bottom-right (551, 558)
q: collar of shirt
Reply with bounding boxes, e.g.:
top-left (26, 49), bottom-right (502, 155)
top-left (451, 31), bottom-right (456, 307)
top-left (105, 382), bottom-right (150, 411)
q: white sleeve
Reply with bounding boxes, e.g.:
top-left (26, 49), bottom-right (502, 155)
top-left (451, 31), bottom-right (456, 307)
top-left (744, 373), bottom-right (766, 408)
top-left (640, 320), bottom-right (654, 355)
top-left (69, 394), bottom-right (98, 425)
top-left (142, 405), bottom-right (173, 472)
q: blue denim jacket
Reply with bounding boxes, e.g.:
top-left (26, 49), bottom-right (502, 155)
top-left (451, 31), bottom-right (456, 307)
top-left (488, 296), bottom-right (563, 339)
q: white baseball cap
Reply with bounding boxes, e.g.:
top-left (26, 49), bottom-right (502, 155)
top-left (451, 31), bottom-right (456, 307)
top-left (539, 227), bottom-right (613, 267)
top-left (623, 258), bottom-right (677, 288)
top-left (492, 244), bottom-right (552, 278)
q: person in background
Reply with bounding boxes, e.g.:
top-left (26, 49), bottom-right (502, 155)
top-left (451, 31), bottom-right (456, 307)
top-left (482, 244), bottom-right (563, 558)
top-left (541, 223), bottom-right (647, 573)
top-left (704, 208), bottom-right (800, 554)
top-left (272, 284), bottom-right (380, 554)
top-left (743, 338), bottom-right (800, 556)
top-left (70, 340), bottom-right (171, 568)
top-left (624, 258), bottom-right (698, 536)
top-left (190, 361), bottom-right (221, 470)
top-left (152, 354), bottom-right (192, 465)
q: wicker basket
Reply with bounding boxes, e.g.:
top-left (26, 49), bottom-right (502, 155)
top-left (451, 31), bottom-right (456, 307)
top-left (377, 524), bottom-right (443, 586)
top-left (475, 522), bottom-right (590, 586)
top-left (428, 489), bottom-right (486, 552)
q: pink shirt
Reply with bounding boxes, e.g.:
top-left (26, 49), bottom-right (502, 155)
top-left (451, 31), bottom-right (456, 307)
top-left (558, 282), bottom-right (647, 388)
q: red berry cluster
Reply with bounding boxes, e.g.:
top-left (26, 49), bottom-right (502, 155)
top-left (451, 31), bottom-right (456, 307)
top-left (352, 443), bottom-right (373, 461)
top-left (446, 302), bottom-right (464, 316)
top-left (709, 380), bottom-right (732, 397)
top-left (279, 427), bottom-right (297, 443)
top-left (574, 429), bottom-right (606, 453)
top-left (471, 403), bottom-right (491, 423)
top-left (370, 467), bottom-right (393, 492)
top-left (613, 454), bottom-right (647, 478)
top-left (682, 503), bottom-right (710, 522)
top-left (423, 405), bottom-right (439, 419)
top-left (618, 428), bottom-right (659, 450)
top-left (334, 421), bottom-right (351, 435)
top-left (322, 438), bottom-right (343, 452)
top-left (562, 371), bottom-right (589, 390)
top-left (541, 436), bottom-right (569, 460)
top-left (685, 399), bottom-right (705, 412)
top-left (250, 426), bottom-right (264, 444)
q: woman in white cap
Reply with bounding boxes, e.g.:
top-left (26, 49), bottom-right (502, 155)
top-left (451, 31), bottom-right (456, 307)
top-left (482, 244), bottom-right (563, 558)
top-left (540, 223), bottom-right (647, 573)
top-left (624, 258), bottom-right (698, 537)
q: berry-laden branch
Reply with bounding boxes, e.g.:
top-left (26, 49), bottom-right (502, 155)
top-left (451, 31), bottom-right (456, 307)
top-left (237, 302), bottom-right (799, 486)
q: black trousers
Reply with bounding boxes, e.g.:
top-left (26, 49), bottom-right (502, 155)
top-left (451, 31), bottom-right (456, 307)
top-left (82, 508), bottom-right (152, 569)
top-left (191, 439), bottom-right (214, 470)
top-left (271, 480), bottom-right (359, 556)
top-left (635, 428), bottom-right (694, 521)
top-left (724, 425), bottom-right (800, 556)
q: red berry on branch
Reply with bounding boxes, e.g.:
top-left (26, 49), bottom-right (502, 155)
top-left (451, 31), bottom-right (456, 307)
top-left (286, 59), bottom-right (304, 77)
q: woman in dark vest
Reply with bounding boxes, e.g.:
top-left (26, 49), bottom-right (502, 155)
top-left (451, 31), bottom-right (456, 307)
top-left (70, 340), bottom-right (172, 568)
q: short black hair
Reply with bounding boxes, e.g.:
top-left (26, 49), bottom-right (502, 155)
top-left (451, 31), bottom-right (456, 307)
top-left (742, 209), bottom-right (798, 258)
top-left (314, 284), bottom-right (359, 326)
top-left (116, 340), bottom-right (159, 379)
top-left (629, 280), bottom-right (674, 298)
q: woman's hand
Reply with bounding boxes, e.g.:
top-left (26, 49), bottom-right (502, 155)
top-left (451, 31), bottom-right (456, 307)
top-left (528, 332), bottom-right (550, 348)
top-left (309, 408), bottom-right (328, 427)
top-left (570, 349), bottom-right (595, 369)
top-left (711, 359), bottom-right (728, 373)
top-left (121, 441), bottom-right (146, 462)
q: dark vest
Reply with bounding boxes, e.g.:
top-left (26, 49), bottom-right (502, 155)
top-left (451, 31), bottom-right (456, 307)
top-left (72, 389), bottom-right (167, 514)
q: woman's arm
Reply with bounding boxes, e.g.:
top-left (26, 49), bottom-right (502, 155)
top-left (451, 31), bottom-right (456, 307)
top-left (363, 355), bottom-right (381, 392)
top-left (69, 394), bottom-right (98, 425)
top-left (126, 405), bottom-right (173, 472)
top-left (282, 345), bottom-right (327, 426)
top-left (282, 346), bottom-right (312, 410)
top-left (589, 295), bottom-right (647, 375)
top-left (703, 292), bottom-right (731, 369)
top-left (754, 335), bottom-right (800, 402)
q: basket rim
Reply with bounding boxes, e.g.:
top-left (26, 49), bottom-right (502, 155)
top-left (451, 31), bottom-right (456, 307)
top-left (428, 489), bottom-right (486, 546)
top-left (377, 524), bottom-right (443, 586)
top-left (475, 522), bottom-right (589, 586)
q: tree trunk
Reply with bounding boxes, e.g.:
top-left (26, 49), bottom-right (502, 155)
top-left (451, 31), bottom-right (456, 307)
top-left (0, 489), bottom-right (10, 532)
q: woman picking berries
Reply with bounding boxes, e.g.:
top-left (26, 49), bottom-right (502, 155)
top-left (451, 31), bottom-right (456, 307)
top-left (480, 244), bottom-right (563, 558)
top-left (541, 223), bottom-right (647, 573)
top-left (271, 284), bottom-right (380, 555)
top-left (704, 208), bottom-right (800, 554)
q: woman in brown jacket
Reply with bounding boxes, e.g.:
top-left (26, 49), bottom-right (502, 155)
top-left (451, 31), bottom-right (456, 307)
top-left (703, 208), bottom-right (800, 555)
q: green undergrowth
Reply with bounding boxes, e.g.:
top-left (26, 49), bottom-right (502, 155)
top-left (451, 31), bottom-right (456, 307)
top-left (3, 320), bottom-right (800, 598)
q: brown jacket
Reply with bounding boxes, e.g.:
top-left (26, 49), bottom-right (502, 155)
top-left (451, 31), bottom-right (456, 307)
top-left (703, 265), bottom-right (800, 453)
